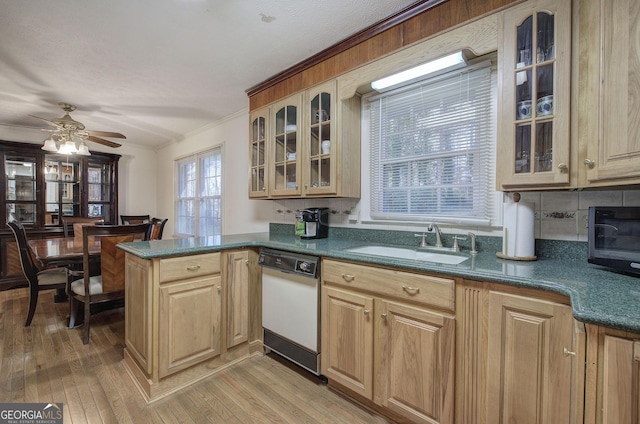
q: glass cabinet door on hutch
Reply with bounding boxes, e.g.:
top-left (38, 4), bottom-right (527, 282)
top-left (497, 0), bottom-right (571, 189)
top-left (44, 158), bottom-right (80, 225)
top-left (87, 161), bottom-right (114, 221)
top-left (249, 108), bottom-right (269, 198)
top-left (5, 154), bottom-right (37, 224)
top-left (305, 82), bottom-right (336, 195)
top-left (270, 95), bottom-right (302, 197)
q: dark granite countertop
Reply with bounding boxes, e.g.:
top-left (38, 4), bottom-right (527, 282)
top-left (119, 231), bottom-right (640, 333)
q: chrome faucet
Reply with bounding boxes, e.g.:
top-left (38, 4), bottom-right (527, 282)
top-left (427, 223), bottom-right (443, 248)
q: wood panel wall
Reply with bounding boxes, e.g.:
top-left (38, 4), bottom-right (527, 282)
top-left (248, 0), bottom-right (518, 110)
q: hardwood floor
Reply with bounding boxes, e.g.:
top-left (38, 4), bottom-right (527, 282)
top-left (0, 287), bottom-right (392, 424)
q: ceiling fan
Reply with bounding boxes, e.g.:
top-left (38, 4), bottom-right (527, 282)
top-left (4, 102), bottom-right (125, 155)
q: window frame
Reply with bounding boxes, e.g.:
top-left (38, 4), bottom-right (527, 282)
top-left (174, 146), bottom-right (223, 238)
top-left (360, 60), bottom-right (499, 227)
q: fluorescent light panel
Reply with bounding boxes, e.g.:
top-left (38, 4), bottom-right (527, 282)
top-left (371, 51), bottom-right (465, 91)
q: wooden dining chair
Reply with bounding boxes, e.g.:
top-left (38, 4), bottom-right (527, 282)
top-left (120, 214), bottom-right (150, 225)
top-left (7, 221), bottom-right (69, 326)
top-left (147, 217), bottom-right (168, 240)
top-left (62, 216), bottom-right (104, 237)
top-left (68, 223), bottom-right (150, 344)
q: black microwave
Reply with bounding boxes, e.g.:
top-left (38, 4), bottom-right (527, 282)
top-left (588, 206), bottom-right (640, 275)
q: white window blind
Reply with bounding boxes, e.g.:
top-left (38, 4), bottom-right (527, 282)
top-left (175, 147), bottom-right (222, 237)
top-left (368, 65), bottom-right (494, 224)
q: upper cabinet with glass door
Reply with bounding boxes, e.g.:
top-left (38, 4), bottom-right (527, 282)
top-left (269, 95), bottom-right (302, 197)
top-left (248, 107), bottom-right (269, 198)
top-left (304, 80), bottom-right (361, 198)
top-left (496, 0), bottom-right (571, 190)
top-left (305, 83), bottom-right (335, 196)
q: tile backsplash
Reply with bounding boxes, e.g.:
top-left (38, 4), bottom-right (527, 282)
top-left (265, 188), bottom-right (640, 242)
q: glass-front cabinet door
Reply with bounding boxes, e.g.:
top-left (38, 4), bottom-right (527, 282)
top-left (5, 154), bottom-right (37, 224)
top-left (497, 0), bottom-right (571, 189)
top-left (44, 158), bottom-right (80, 224)
top-left (305, 81), bottom-right (337, 196)
top-left (249, 107), bottom-right (269, 198)
top-left (270, 95), bottom-right (302, 197)
top-left (87, 161), bottom-right (114, 222)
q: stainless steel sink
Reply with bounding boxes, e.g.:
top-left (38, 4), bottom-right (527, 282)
top-left (345, 245), bottom-right (469, 265)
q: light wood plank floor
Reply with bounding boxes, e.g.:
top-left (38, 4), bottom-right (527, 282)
top-left (0, 287), bottom-right (392, 424)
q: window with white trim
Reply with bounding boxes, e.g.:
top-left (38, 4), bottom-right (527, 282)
top-left (175, 147), bottom-right (222, 237)
top-left (365, 62), bottom-right (496, 225)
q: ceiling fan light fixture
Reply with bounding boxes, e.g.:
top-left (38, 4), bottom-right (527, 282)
top-left (58, 139), bottom-right (78, 155)
top-left (41, 137), bottom-right (58, 152)
top-left (77, 141), bottom-right (91, 156)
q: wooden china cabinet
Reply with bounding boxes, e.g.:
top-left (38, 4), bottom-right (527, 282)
top-left (0, 140), bottom-right (120, 291)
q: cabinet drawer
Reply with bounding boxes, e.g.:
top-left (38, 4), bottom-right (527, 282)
top-left (159, 253), bottom-right (221, 283)
top-left (322, 259), bottom-right (455, 311)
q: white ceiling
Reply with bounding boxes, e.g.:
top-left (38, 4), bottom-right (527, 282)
top-left (0, 0), bottom-right (418, 151)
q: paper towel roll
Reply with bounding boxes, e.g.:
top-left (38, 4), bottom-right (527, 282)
top-left (499, 201), bottom-right (536, 260)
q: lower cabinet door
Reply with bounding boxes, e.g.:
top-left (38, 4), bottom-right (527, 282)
top-left (375, 299), bottom-right (455, 424)
top-left (598, 335), bottom-right (640, 423)
top-left (486, 291), bottom-right (575, 424)
top-left (226, 250), bottom-right (249, 349)
top-left (321, 286), bottom-right (374, 399)
top-left (159, 275), bottom-right (222, 378)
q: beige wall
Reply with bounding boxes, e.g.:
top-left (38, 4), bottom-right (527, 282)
top-left (154, 109), bottom-right (271, 238)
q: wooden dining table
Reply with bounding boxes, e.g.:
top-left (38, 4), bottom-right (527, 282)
top-left (28, 236), bottom-right (102, 267)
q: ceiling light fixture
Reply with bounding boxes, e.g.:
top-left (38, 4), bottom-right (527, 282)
top-left (371, 51), bottom-right (466, 91)
top-left (41, 133), bottom-right (91, 156)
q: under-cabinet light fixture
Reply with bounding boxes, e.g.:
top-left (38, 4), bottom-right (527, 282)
top-left (371, 51), bottom-right (466, 91)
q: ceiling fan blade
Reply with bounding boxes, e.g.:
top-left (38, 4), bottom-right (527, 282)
top-left (28, 115), bottom-right (61, 128)
top-left (0, 123), bottom-right (55, 132)
top-left (87, 135), bottom-right (122, 148)
top-left (87, 130), bottom-right (126, 139)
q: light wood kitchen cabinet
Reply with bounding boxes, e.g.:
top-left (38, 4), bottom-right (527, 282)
top-left (376, 299), bottom-right (455, 424)
top-left (496, 0), bottom-right (572, 190)
top-left (269, 94), bottom-right (303, 197)
top-left (321, 259), bottom-right (455, 424)
top-left (248, 81), bottom-right (360, 199)
top-left (584, 325), bottom-right (640, 424)
top-left (578, 0), bottom-right (640, 186)
top-left (486, 290), bottom-right (580, 423)
top-left (303, 80), bottom-right (360, 198)
top-left (159, 274), bottom-right (221, 378)
top-left (456, 280), bottom-right (585, 424)
top-left (224, 250), bottom-right (249, 349)
top-left (248, 107), bottom-right (269, 198)
top-left (322, 286), bottom-right (374, 398)
top-left (123, 250), bottom-right (260, 402)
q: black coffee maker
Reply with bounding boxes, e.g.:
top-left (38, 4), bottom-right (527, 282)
top-left (295, 208), bottom-right (329, 239)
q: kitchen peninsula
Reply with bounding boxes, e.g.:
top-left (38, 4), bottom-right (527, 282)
top-left (119, 228), bottom-right (640, 422)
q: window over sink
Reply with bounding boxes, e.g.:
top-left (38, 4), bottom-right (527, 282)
top-left (362, 57), bottom-right (498, 226)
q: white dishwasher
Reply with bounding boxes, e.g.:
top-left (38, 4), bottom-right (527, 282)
top-left (259, 248), bottom-right (322, 375)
